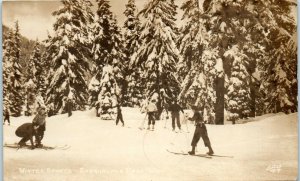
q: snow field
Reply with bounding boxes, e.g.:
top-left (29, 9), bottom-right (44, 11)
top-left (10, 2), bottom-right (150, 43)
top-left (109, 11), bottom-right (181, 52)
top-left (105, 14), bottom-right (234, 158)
top-left (3, 108), bottom-right (298, 181)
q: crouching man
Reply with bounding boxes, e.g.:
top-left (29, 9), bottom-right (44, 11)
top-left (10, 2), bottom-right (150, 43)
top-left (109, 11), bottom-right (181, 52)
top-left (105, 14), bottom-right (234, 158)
top-left (15, 123), bottom-right (36, 149)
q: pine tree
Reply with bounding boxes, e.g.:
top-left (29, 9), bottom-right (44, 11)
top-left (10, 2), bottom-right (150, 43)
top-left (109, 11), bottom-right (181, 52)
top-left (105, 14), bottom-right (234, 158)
top-left (89, 0), bottom-right (125, 111)
top-left (32, 41), bottom-right (47, 98)
top-left (123, 0), bottom-right (142, 106)
top-left (90, 64), bottom-right (122, 117)
top-left (259, 0), bottom-right (297, 114)
top-left (2, 31), bottom-right (15, 113)
top-left (46, 0), bottom-right (93, 114)
top-left (132, 0), bottom-right (181, 116)
top-left (10, 21), bottom-right (23, 116)
top-left (178, 0), bottom-right (205, 79)
top-left (199, 0), bottom-right (269, 124)
top-left (24, 41), bottom-right (46, 115)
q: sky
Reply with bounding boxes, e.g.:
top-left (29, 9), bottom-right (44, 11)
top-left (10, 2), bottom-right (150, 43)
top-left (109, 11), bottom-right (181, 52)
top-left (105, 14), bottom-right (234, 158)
top-left (2, 0), bottom-right (152, 41)
top-left (2, 0), bottom-right (297, 41)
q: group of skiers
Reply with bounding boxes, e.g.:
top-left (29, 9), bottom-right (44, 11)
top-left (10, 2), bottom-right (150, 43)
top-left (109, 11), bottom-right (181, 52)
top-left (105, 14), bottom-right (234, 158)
top-left (140, 98), bottom-right (214, 155)
top-left (5, 95), bottom-right (214, 155)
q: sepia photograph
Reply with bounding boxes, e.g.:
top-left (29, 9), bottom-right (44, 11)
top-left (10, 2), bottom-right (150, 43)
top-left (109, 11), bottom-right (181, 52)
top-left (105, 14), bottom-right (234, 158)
top-left (2, 0), bottom-right (298, 180)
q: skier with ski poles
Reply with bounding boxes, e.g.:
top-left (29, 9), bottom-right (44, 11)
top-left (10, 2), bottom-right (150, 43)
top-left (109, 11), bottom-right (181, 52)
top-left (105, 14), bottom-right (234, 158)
top-left (188, 106), bottom-right (214, 155)
top-left (146, 99), bottom-right (158, 131)
top-left (169, 100), bottom-right (184, 131)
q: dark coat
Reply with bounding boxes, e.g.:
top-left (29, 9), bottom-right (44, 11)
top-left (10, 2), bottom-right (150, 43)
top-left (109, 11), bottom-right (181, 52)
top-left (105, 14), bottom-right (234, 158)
top-left (169, 103), bottom-right (184, 113)
top-left (15, 123), bottom-right (36, 146)
top-left (189, 111), bottom-right (206, 130)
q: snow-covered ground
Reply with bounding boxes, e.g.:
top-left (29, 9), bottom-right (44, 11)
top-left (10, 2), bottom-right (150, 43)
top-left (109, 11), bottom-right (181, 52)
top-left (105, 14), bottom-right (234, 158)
top-left (3, 108), bottom-right (298, 181)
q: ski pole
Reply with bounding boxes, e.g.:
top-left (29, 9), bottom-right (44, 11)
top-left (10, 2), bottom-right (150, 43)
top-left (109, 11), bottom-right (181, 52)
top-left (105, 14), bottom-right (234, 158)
top-left (164, 110), bottom-right (168, 128)
top-left (139, 113), bottom-right (148, 129)
top-left (183, 113), bottom-right (189, 133)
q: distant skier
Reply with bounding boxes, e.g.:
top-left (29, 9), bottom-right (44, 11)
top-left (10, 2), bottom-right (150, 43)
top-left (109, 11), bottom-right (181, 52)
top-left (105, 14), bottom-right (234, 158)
top-left (15, 123), bottom-right (36, 149)
top-left (188, 106), bottom-right (214, 155)
top-left (147, 99), bottom-right (158, 130)
top-left (169, 100), bottom-right (184, 131)
top-left (115, 103), bottom-right (124, 126)
top-left (66, 98), bottom-right (73, 117)
top-left (32, 107), bottom-right (47, 147)
top-left (3, 109), bottom-right (10, 125)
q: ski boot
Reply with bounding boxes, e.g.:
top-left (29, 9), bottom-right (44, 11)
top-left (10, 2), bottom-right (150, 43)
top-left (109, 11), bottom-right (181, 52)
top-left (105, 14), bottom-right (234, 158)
top-left (35, 143), bottom-right (43, 148)
top-left (207, 146), bottom-right (214, 155)
top-left (188, 146), bottom-right (196, 155)
top-left (151, 125), bottom-right (155, 131)
top-left (147, 125), bottom-right (151, 130)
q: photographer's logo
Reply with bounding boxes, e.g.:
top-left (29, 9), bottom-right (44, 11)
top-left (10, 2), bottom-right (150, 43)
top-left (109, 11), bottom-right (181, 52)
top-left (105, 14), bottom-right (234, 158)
top-left (266, 163), bottom-right (282, 173)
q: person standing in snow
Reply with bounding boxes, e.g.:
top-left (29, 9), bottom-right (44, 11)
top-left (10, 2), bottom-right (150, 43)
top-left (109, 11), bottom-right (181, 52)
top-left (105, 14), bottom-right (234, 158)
top-left (3, 109), bottom-right (10, 125)
top-left (115, 104), bottom-right (124, 126)
top-left (169, 100), bottom-right (184, 131)
top-left (66, 98), bottom-right (73, 117)
top-left (188, 106), bottom-right (214, 155)
top-left (32, 107), bottom-right (47, 147)
top-left (147, 99), bottom-right (158, 130)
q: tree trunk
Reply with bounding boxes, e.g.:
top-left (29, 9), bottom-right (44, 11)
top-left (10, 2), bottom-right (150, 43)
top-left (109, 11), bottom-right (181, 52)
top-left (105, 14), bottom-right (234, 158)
top-left (215, 76), bottom-right (225, 125)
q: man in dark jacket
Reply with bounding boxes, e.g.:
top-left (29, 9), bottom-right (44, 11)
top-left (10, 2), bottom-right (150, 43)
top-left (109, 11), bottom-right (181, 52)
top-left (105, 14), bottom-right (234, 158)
top-left (15, 123), bottom-right (36, 149)
top-left (115, 104), bottom-right (124, 126)
top-left (66, 99), bottom-right (73, 117)
top-left (169, 100), bottom-right (184, 131)
top-left (3, 109), bottom-right (10, 125)
top-left (188, 106), bottom-right (214, 155)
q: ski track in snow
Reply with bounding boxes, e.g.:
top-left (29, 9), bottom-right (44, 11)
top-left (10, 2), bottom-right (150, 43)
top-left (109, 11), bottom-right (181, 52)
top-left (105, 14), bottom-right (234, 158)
top-left (3, 108), bottom-right (298, 181)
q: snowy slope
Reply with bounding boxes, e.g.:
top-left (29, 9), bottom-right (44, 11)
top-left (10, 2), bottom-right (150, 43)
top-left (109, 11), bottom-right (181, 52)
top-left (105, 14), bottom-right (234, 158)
top-left (3, 108), bottom-right (298, 181)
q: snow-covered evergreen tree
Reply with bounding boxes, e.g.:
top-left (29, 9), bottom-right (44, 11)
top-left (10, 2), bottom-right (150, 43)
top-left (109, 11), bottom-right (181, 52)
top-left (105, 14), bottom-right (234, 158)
top-left (46, 0), bottom-right (93, 114)
top-left (259, 0), bottom-right (297, 114)
top-left (2, 31), bottom-right (15, 114)
top-left (89, 64), bottom-right (121, 117)
top-left (123, 0), bottom-right (142, 106)
top-left (177, 0), bottom-right (205, 80)
top-left (89, 0), bottom-right (125, 111)
top-left (132, 0), bottom-right (181, 115)
top-left (32, 41), bottom-right (48, 99)
top-left (24, 41), bottom-right (46, 116)
top-left (10, 21), bottom-right (23, 116)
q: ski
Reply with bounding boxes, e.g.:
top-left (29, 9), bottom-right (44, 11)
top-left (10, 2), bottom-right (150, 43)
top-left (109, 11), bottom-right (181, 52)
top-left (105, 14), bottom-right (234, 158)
top-left (208, 154), bottom-right (234, 158)
top-left (4, 143), bottom-right (70, 150)
top-left (166, 149), bottom-right (212, 159)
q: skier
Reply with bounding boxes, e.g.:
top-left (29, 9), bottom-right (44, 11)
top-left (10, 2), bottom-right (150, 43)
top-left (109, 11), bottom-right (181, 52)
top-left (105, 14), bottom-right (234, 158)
top-left (32, 107), bottom-right (47, 147)
top-left (15, 123), bottom-right (36, 149)
top-left (188, 106), bottom-right (214, 155)
top-left (66, 98), bottom-right (73, 117)
top-left (3, 109), bottom-right (10, 125)
top-left (147, 99), bottom-right (158, 130)
top-left (113, 95), bottom-right (124, 126)
top-left (169, 100), bottom-right (184, 131)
